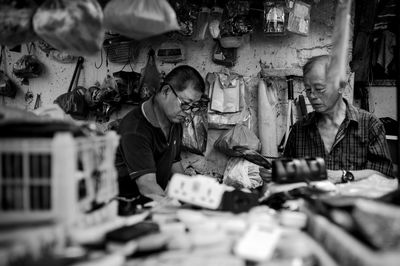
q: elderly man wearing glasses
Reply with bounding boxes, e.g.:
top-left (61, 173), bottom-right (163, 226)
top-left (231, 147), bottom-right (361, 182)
top-left (283, 55), bottom-right (395, 185)
top-left (115, 65), bottom-right (207, 212)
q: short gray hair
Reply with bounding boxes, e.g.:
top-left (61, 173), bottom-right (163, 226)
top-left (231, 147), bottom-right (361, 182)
top-left (303, 55), bottom-right (331, 76)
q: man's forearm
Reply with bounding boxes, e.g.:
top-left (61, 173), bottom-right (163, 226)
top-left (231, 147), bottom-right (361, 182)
top-left (136, 173), bottom-right (166, 201)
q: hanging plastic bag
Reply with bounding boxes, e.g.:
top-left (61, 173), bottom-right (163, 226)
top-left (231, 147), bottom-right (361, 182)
top-left (113, 70), bottom-right (141, 104)
top-left (104, 0), bottom-right (180, 40)
top-left (263, 1), bottom-right (286, 34)
top-left (0, 70), bottom-right (17, 98)
top-left (54, 57), bottom-right (88, 120)
top-left (98, 75), bottom-right (121, 104)
top-left (172, 0), bottom-right (198, 37)
top-left (54, 86), bottom-right (88, 120)
top-left (33, 0), bottom-right (104, 56)
top-left (182, 112), bottom-right (208, 155)
top-left (214, 124), bottom-right (261, 157)
top-left (206, 71), bottom-right (249, 129)
top-left (13, 55), bottom-right (44, 85)
top-left (210, 72), bottom-right (242, 113)
top-left (84, 85), bottom-right (101, 108)
top-left (223, 157), bottom-right (262, 190)
top-left (209, 6), bottom-right (224, 39)
top-left (0, 47), bottom-right (18, 98)
top-left (139, 49), bottom-right (160, 101)
top-left (192, 6), bottom-right (210, 41)
top-left (286, 1), bottom-right (311, 36)
top-left (0, 5), bottom-right (38, 48)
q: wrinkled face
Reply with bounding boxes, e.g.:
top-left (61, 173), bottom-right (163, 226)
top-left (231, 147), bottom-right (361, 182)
top-left (303, 62), bottom-right (341, 113)
top-left (161, 82), bottom-right (202, 123)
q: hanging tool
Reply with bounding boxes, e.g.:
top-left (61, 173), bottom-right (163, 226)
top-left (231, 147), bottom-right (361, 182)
top-left (68, 56), bottom-right (84, 93)
top-left (278, 75), bottom-right (295, 152)
top-left (297, 94), bottom-right (308, 119)
top-left (34, 93), bottom-right (42, 110)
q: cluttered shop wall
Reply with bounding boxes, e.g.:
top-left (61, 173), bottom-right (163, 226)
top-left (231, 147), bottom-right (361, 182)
top-left (1, 0), bottom-right (354, 177)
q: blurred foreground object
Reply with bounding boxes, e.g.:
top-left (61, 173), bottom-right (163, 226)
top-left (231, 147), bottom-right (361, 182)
top-left (103, 0), bottom-right (179, 40)
top-left (168, 174), bottom-right (258, 213)
top-left (33, 0), bottom-right (104, 56)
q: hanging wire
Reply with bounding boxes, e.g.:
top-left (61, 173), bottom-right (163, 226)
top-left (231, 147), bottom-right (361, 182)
top-left (95, 48), bottom-right (103, 69)
top-left (120, 45), bottom-right (135, 72)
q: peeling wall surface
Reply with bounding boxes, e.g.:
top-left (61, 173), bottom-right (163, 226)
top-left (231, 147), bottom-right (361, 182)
top-left (1, 0), bottom-right (354, 176)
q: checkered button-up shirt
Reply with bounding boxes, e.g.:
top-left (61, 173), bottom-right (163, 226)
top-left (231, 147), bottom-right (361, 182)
top-left (283, 100), bottom-right (393, 177)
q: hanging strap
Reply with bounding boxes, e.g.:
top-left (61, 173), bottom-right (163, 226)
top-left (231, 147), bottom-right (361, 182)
top-left (68, 56), bottom-right (84, 92)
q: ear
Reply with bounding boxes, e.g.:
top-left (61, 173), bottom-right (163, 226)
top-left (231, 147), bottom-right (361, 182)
top-left (160, 84), bottom-right (170, 96)
top-left (338, 80), bottom-right (347, 93)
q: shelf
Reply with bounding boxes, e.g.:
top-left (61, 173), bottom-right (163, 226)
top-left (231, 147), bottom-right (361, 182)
top-left (366, 79), bottom-right (396, 87)
top-left (386, 135), bottom-right (398, 140)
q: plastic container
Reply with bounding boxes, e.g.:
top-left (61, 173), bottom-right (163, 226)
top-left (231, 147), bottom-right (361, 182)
top-left (0, 132), bottom-right (119, 228)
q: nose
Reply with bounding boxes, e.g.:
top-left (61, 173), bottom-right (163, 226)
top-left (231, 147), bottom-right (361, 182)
top-left (306, 89), bottom-right (319, 99)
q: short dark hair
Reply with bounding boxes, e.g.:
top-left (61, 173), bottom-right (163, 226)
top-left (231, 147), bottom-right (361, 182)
top-left (162, 65), bottom-right (205, 93)
top-left (303, 55), bottom-right (330, 76)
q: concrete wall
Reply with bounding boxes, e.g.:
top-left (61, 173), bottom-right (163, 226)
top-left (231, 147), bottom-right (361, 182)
top-left (1, 0), bottom-right (354, 176)
top-left (368, 85), bottom-right (397, 120)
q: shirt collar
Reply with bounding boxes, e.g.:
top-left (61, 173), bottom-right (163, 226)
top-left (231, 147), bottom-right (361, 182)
top-left (141, 97), bottom-right (160, 128)
top-left (344, 98), bottom-right (359, 125)
top-left (302, 98), bottom-right (359, 127)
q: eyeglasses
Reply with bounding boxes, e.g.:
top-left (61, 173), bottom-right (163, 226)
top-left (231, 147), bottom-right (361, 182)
top-left (165, 83), bottom-right (209, 114)
top-left (303, 84), bottom-right (327, 97)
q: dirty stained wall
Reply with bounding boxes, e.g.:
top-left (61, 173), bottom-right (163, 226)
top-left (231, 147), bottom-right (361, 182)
top-left (1, 0), bottom-right (354, 176)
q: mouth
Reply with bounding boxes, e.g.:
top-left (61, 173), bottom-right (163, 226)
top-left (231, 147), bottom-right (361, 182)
top-left (311, 103), bottom-right (323, 107)
top-left (177, 116), bottom-right (186, 121)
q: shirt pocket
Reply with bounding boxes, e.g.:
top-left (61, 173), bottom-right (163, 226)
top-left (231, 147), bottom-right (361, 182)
top-left (347, 131), bottom-right (368, 170)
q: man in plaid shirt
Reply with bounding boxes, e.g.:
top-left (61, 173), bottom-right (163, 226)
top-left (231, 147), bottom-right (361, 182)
top-left (283, 55), bottom-right (395, 184)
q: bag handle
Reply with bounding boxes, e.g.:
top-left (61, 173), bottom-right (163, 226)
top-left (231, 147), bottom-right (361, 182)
top-left (68, 56), bottom-right (84, 92)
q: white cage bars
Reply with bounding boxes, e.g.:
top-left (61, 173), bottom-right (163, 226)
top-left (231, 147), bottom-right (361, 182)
top-left (0, 131), bottom-right (119, 227)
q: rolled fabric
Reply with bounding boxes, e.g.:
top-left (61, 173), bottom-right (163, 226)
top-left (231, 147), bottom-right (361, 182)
top-left (258, 78), bottom-right (279, 157)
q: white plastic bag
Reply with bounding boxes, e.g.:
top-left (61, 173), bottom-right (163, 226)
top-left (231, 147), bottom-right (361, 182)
top-left (104, 0), bottom-right (180, 40)
top-left (223, 157), bottom-right (262, 190)
top-left (214, 124), bottom-right (261, 157)
top-left (33, 0), bottom-right (104, 56)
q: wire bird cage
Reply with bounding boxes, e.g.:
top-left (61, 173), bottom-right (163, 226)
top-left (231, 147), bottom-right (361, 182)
top-left (0, 132), bottom-right (119, 228)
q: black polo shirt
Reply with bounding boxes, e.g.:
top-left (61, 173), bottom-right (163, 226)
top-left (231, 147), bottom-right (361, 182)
top-left (115, 98), bottom-right (182, 198)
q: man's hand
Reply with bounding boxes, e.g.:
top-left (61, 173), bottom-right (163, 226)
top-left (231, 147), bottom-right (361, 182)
top-left (136, 173), bottom-right (166, 201)
top-left (259, 167), bottom-right (272, 183)
top-left (171, 161), bottom-right (185, 174)
top-left (327, 170), bottom-right (343, 184)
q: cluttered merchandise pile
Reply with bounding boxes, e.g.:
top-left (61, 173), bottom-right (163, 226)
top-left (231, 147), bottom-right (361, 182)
top-left (1, 139), bottom-right (400, 266)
